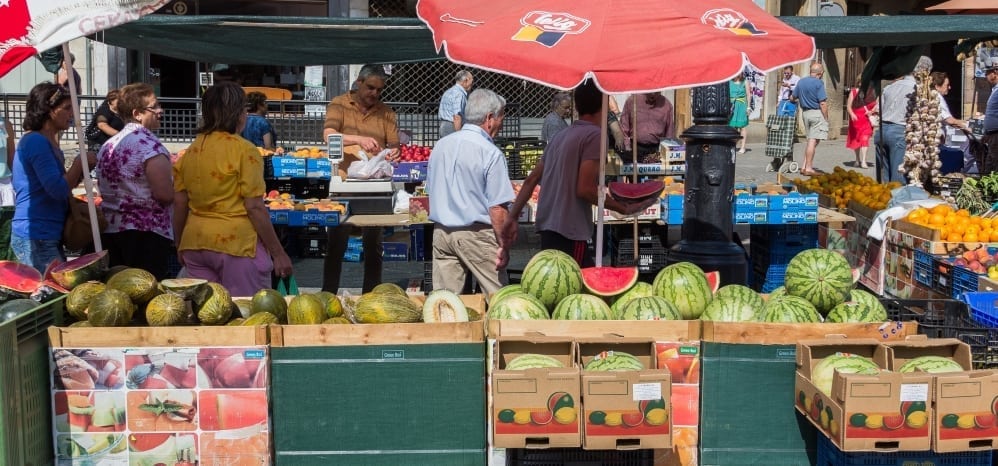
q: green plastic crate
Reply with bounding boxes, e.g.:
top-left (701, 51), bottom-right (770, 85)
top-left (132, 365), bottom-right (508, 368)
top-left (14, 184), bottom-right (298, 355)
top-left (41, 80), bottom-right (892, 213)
top-left (699, 342), bottom-right (816, 466)
top-left (0, 296), bottom-right (65, 466)
top-left (271, 343), bottom-right (486, 465)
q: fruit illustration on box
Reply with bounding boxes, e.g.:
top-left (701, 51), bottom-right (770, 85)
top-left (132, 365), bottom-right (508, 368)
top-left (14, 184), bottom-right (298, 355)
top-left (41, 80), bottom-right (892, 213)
top-left (939, 412), bottom-right (997, 430)
top-left (655, 342), bottom-right (699, 384)
top-left (586, 399), bottom-right (668, 429)
top-left (495, 392), bottom-right (576, 427)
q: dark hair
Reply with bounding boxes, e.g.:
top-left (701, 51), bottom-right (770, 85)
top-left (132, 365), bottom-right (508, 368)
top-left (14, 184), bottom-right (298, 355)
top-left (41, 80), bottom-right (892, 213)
top-left (246, 91), bottom-right (268, 113)
top-left (198, 81), bottom-right (246, 134)
top-left (574, 79), bottom-right (602, 116)
top-left (105, 88), bottom-right (120, 102)
top-left (930, 71), bottom-right (949, 88)
top-left (23, 82), bottom-right (69, 131)
top-left (116, 83), bottom-right (155, 123)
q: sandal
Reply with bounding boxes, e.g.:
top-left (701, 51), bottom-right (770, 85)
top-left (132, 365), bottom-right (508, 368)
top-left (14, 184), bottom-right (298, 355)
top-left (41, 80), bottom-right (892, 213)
top-left (737, 149), bottom-right (746, 155)
top-left (860, 163), bottom-right (871, 169)
top-left (801, 170), bottom-right (820, 176)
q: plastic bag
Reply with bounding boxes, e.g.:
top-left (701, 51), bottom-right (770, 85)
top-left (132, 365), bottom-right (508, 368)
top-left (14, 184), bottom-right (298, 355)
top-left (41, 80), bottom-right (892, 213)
top-left (275, 276), bottom-right (299, 296)
top-left (393, 189), bottom-right (412, 214)
top-left (346, 149), bottom-right (394, 180)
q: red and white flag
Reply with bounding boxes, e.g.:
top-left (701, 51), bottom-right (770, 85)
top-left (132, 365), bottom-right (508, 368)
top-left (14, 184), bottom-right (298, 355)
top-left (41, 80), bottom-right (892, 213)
top-left (0, 0), bottom-right (169, 77)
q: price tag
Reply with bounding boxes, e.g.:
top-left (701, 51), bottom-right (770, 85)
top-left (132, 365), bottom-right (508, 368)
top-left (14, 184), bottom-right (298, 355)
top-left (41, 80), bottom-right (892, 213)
top-left (632, 382), bottom-right (662, 401)
top-left (900, 383), bottom-right (929, 402)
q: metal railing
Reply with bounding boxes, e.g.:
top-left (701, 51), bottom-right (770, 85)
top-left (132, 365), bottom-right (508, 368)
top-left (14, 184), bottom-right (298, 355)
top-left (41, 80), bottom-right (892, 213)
top-left (0, 94), bottom-right (522, 147)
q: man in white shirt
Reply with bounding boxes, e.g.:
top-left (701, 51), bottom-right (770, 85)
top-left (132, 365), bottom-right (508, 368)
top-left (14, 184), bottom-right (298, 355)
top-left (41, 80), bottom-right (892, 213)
top-left (778, 65), bottom-right (800, 116)
top-left (438, 70), bottom-right (474, 138)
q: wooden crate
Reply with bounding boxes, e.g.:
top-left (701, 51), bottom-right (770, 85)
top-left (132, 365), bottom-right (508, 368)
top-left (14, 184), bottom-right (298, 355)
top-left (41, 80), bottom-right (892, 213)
top-left (47, 325), bottom-right (269, 347)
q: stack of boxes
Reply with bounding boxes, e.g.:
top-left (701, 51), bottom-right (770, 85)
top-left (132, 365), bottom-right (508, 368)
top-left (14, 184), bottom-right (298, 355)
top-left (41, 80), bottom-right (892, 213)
top-left (733, 183), bottom-right (819, 225)
top-left (264, 151), bottom-right (333, 199)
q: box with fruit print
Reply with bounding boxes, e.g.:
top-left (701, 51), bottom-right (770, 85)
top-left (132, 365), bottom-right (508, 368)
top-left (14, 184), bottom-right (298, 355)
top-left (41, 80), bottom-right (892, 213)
top-left (655, 341), bottom-right (700, 466)
top-left (795, 338), bottom-right (933, 452)
top-left (492, 338), bottom-right (581, 448)
top-left (887, 219), bottom-right (998, 256)
top-left (577, 339), bottom-right (671, 450)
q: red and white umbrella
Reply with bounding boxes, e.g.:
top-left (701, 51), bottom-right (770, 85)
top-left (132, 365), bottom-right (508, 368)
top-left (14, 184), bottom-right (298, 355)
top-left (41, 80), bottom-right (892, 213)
top-left (417, 0), bottom-right (815, 265)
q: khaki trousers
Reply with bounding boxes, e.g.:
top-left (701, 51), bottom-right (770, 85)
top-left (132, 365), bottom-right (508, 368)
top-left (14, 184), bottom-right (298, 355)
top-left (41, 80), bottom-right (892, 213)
top-left (432, 224), bottom-right (507, 296)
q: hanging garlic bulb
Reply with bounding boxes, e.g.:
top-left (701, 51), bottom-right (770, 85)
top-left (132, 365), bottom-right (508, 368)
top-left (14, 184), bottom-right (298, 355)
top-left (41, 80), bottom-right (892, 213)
top-left (901, 70), bottom-right (944, 188)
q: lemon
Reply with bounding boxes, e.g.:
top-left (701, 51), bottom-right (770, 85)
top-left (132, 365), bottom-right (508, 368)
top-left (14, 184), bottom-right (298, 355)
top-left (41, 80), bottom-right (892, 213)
top-left (804, 397), bottom-right (813, 413)
top-left (820, 409), bottom-right (830, 429)
top-left (554, 406), bottom-right (577, 425)
top-left (604, 412), bottom-right (623, 427)
top-left (513, 409), bottom-right (531, 425)
top-left (906, 411), bottom-right (928, 429)
top-left (645, 408), bottom-right (668, 426)
top-left (957, 414), bottom-right (975, 429)
top-left (829, 420), bottom-right (840, 437)
top-left (864, 414), bottom-right (883, 429)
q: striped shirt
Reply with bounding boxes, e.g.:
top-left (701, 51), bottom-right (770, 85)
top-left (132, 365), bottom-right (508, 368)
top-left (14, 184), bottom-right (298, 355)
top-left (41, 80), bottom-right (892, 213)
top-left (438, 84), bottom-right (467, 122)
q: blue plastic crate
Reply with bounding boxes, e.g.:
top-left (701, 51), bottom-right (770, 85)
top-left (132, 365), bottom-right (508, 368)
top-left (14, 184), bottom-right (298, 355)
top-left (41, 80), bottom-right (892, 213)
top-left (752, 264), bottom-right (787, 293)
top-left (913, 251), bottom-right (936, 289)
top-left (751, 241), bottom-right (815, 268)
top-left (951, 265), bottom-right (982, 300)
top-left (816, 432), bottom-right (991, 466)
top-left (961, 292), bottom-right (998, 328)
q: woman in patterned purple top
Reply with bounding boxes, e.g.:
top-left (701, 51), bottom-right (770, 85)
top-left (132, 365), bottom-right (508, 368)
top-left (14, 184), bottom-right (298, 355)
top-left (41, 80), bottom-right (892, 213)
top-left (95, 83), bottom-right (175, 279)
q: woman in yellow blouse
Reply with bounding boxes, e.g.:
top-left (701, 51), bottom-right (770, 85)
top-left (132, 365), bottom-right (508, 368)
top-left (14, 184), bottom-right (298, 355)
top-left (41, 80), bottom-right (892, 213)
top-left (172, 82), bottom-right (292, 296)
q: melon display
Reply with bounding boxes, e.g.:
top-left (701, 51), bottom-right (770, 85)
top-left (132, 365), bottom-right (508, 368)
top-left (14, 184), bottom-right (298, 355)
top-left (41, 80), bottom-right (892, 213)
top-left (584, 351), bottom-right (645, 371)
top-left (371, 282), bottom-right (407, 296)
top-left (287, 294), bottom-right (327, 325)
top-left (700, 295), bottom-right (761, 322)
top-left (580, 266), bottom-right (639, 297)
top-left (145, 293), bottom-right (188, 327)
top-left (227, 318), bottom-right (245, 326)
top-left (761, 295), bottom-right (822, 323)
top-left (251, 288), bottom-right (288, 323)
top-left (0, 261), bottom-right (45, 297)
top-left (848, 289), bottom-right (888, 319)
top-left (551, 294), bottom-right (613, 320)
top-left (768, 286), bottom-right (788, 301)
top-left (521, 250), bottom-right (583, 310)
top-left (488, 293), bottom-right (549, 320)
top-left (46, 251), bottom-right (109, 290)
top-left (0, 299), bottom-right (37, 322)
top-left (653, 262), bottom-right (713, 319)
top-left (715, 284), bottom-right (764, 311)
top-left (106, 268), bottom-right (160, 305)
top-left (196, 283), bottom-right (233, 325)
top-left (610, 282), bottom-right (654, 317)
top-left (325, 295), bottom-right (344, 318)
top-left (489, 284), bottom-right (523, 306)
top-left (506, 354), bottom-right (566, 370)
top-left (825, 301), bottom-right (886, 323)
top-left (312, 290), bottom-right (337, 308)
top-left (811, 353), bottom-right (881, 396)
top-left (353, 292), bottom-right (422, 324)
top-left (242, 312), bottom-right (279, 326)
top-left (896, 356), bottom-right (964, 373)
top-left (66, 282), bottom-right (106, 321)
top-left (87, 289), bottom-right (136, 327)
top-left (619, 296), bottom-right (682, 320)
top-left (422, 289), bottom-right (469, 323)
top-left (159, 278), bottom-right (208, 300)
top-left (233, 299), bottom-right (253, 318)
top-left (784, 249), bottom-right (854, 315)
top-left (608, 180), bottom-right (665, 202)
top-left (323, 317), bottom-right (351, 324)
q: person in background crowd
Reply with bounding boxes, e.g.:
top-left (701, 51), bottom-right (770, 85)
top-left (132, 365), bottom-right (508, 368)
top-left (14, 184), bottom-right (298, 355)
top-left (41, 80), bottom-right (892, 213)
top-left (778, 65), bottom-right (800, 116)
top-left (173, 81), bottom-right (292, 295)
top-left (86, 89), bottom-right (125, 151)
top-left (438, 70), bottom-right (473, 138)
top-left (96, 83), bottom-right (175, 279)
top-left (982, 59), bottom-right (998, 174)
top-left (241, 91), bottom-right (277, 149)
top-left (500, 80), bottom-right (657, 268)
top-left (931, 72), bottom-right (969, 133)
top-left (12, 83), bottom-right (96, 272)
top-left (0, 112), bottom-right (15, 260)
top-left (56, 54), bottom-right (82, 94)
top-left (541, 92), bottom-right (572, 143)
top-left (846, 77), bottom-right (877, 169)
top-left (875, 55), bottom-right (933, 183)
top-left (322, 64), bottom-right (399, 293)
top-left (620, 92), bottom-right (675, 163)
top-left (426, 89), bottom-right (514, 295)
top-left (791, 63), bottom-right (829, 176)
top-left (729, 74), bottom-right (752, 154)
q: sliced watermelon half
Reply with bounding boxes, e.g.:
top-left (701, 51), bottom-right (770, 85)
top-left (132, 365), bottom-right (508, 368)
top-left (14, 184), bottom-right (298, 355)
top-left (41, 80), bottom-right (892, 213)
top-left (0, 261), bottom-right (44, 296)
top-left (581, 266), bottom-right (639, 296)
top-left (704, 270), bottom-right (720, 294)
top-left (608, 181), bottom-right (664, 200)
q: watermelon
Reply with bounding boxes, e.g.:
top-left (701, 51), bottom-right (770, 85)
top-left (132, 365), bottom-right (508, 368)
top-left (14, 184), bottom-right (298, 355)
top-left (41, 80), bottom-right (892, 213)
top-left (785, 249), bottom-right (854, 315)
top-left (700, 295), bottom-right (761, 322)
top-left (551, 294), bottom-right (614, 320)
top-left (45, 251), bottom-right (109, 290)
top-left (896, 356), bottom-right (964, 373)
top-left (521, 250), bottom-right (583, 310)
top-left (848, 289), bottom-right (888, 319)
top-left (584, 351), bottom-right (645, 371)
top-left (608, 180), bottom-right (665, 201)
top-left (489, 284), bottom-right (523, 306)
top-left (825, 301), bottom-right (886, 323)
top-left (767, 286), bottom-right (788, 301)
top-left (581, 266), bottom-right (638, 297)
top-left (715, 284), bottom-right (764, 310)
top-left (619, 296), bottom-right (682, 320)
top-left (610, 282), bottom-right (654, 317)
top-left (488, 293), bottom-right (549, 320)
top-left (761, 295), bottom-right (822, 323)
top-left (811, 353), bottom-right (881, 396)
top-left (506, 354), bottom-right (566, 370)
top-left (653, 262), bottom-right (713, 319)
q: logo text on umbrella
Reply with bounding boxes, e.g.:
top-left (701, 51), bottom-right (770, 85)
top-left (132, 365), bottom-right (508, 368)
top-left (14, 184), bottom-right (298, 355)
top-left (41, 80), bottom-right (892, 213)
top-left (701, 8), bottom-right (767, 36)
top-left (512, 11), bottom-right (590, 48)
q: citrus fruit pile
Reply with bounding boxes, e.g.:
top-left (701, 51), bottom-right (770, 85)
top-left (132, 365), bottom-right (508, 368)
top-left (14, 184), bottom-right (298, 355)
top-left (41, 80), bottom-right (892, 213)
top-left (793, 167), bottom-right (901, 210)
top-left (904, 204), bottom-right (998, 243)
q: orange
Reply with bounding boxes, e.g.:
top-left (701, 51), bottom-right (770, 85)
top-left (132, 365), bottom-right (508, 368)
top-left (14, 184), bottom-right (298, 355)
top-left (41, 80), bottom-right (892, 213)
top-left (950, 224), bottom-right (967, 236)
top-left (990, 230), bottom-right (998, 243)
top-left (982, 218), bottom-right (993, 229)
top-left (969, 216), bottom-right (982, 226)
top-left (945, 214), bottom-right (958, 225)
top-left (947, 233), bottom-right (963, 242)
top-left (928, 213), bottom-right (946, 225)
top-left (930, 204), bottom-right (952, 216)
top-left (956, 209), bottom-right (971, 217)
top-left (964, 232), bottom-right (979, 243)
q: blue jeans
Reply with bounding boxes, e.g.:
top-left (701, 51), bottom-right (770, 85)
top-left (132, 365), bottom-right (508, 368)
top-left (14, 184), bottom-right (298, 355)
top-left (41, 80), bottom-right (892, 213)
top-left (10, 234), bottom-right (64, 274)
top-left (874, 123), bottom-right (907, 184)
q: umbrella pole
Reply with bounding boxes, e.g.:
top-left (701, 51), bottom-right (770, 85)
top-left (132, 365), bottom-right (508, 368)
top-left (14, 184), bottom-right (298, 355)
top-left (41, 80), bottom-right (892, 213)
top-left (62, 43), bottom-right (102, 253)
top-left (631, 96), bottom-right (639, 263)
top-left (596, 94), bottom-right (610, 268)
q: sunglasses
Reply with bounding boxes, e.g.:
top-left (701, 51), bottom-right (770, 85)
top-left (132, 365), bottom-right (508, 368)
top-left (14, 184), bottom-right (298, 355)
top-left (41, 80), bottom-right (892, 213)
top-left (47, 86), bottom-right (69, 106)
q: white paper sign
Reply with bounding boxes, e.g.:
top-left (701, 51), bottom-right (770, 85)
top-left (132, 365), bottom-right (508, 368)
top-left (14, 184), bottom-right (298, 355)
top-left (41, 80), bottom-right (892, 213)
top-left (632, 382), bottom-right (662, 401)
top-left (304, 66), bottom-right (324, 87)
top-left (899, 383), bottom-right (929, 402)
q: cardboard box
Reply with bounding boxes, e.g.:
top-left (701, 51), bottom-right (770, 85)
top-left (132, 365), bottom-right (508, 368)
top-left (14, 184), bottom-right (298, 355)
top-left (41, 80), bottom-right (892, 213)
top-left (270, 156), bottom-right (307, 178)
top-left (795, 338), bottom-right (933, 451)
top-left (492, 338), bottom-right (581, 448)
top-left (392, 161), bottom-right (428, 182)
top-left (578, 339), bottom-right (672, 450)
top-left (858, 235), bottom-right (887, 296)
top-left (306, 158), bottom-right (333, 179)
top-left (701, 320), bottom-right (917, 345)
top-left (594, 202), bottom-right (662, 222)
top-left (887, 219), bottom-right (998, 255)
top-left (409, 196), bottom-right (429, 223)
top-left (819, 223), bottom-right (850, 253)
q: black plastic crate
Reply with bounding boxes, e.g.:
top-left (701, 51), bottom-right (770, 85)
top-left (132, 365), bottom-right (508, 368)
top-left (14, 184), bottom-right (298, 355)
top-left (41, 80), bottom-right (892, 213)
top-left (506, 448), bottom-right (654, 466)
top-left (496, 138), bottom-right (545, 180)
top-left (295, 233), bottom-right (327, 258)
top-left (265, 177), bottom-right (330, 199)
top-left (749, 224), bottom-right (819, 246)
top-left (880, 297), bottom-right (998, 369)
top-left (816, 433), bottom-right (991, 466)
top-left (612, 237), bottom-right (668, 273)
top-left (933, 257), bottom-right (954, 297)
top-left (750, 240), bottom-right (814, 269)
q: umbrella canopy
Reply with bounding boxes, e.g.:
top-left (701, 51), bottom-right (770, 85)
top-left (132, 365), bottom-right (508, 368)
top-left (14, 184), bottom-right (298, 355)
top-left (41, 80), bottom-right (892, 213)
top-left (926, 0), bottom-right (998, 14)
top-left (417, 0), bottom-right (815, 93)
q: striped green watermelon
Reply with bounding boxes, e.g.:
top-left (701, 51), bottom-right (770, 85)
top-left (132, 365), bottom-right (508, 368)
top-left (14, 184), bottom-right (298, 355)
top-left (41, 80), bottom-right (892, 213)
top-left (488, 293), bottom-right (550, 320)
top-left (849, 289), bottom-right (888, 318)
top-left (761, 295), bottom-right (822, 323)
top-left (506, 353), bottom-right (566, 370)
top-left (489, 284), bottom-right (523, 306)
top-left (611, 282), bottom-right (654, 317)
top-left (581, 266), bottom-right (638, 297)
top-left (825, 301), bottom-right (887, 323)
top-left (521, 250), bottom-right (583, 310)
top-left (619, 296), bottom-right (682, 320)
top-left (715, 284), bottom-right (764, 311)
top-left (700, 295), bottom-right (761, 322)
top-left (767, 286), bottom-right (788, 301)
top-left (653, 262), bottom-right (712, 319)
top-left (584, 351), bottom-right (645, 371)
top-left (552, 294), bottom-right (614, 320)
top-left (811, 353), bottom-right (880, 396)
top-left (896, 355), bottom-right (964, 373)
top-left (785, 249), bottom-right (854, 315)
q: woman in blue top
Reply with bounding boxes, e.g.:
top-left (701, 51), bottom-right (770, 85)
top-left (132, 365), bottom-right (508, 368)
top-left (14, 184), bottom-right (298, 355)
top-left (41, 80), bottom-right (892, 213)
top-left (240, 91), bottom-right (277, 149)
top-left (12, 83), bottom-right (97, 272)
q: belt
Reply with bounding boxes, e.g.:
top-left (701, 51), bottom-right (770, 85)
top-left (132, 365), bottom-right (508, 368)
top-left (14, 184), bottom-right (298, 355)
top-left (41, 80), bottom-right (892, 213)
top-left (986, 129), bottom-right (998, 136)
top-left (802, 108), bottom-right (820, 111)
top-left (883, 121), bottom-right (904, 126)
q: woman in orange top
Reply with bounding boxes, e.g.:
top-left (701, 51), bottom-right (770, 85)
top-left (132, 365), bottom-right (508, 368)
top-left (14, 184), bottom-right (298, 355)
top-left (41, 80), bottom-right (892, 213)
top-left (172, 82), bottom-right (292, 296)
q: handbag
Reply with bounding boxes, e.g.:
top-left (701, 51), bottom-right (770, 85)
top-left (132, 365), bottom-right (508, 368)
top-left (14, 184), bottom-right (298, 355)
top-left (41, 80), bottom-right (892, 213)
top-left (63, 196), bottom-right (107, 251)
top-left (83, 118), bottom-right (104, 147)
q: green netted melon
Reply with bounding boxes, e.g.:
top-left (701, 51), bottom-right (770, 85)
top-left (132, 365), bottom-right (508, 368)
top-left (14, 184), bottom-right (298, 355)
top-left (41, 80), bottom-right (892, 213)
top-left (68, 321), bottom-right (92, 327)
top-left (47, 251), bottom-right (110, 290)
top-left (145, 293), bottom-right (188, 327)
top-left (325, 295), bottom-right (344, 318)
top-left (287, 295), bottom-right (327, 325)
top-left (313, 291), bottom-right (336, 307)
top-left (66, 281), bottom-right (106, 321)
top-left (159, 278), bottom-right (208, 300)
top-left (196, 283), bottom-right (232, 325)
top-left (242, 312), bottom-right (278, 326)
top-left (323, 317), bottom-right (351, 324)
top-left (354, 292), bottom-right (421, 324)
top-left (227, 318), bottom-right (245, 326)
top-left (102, 265), bottom-right (130, 282)
top-left (251, 289), bottom-right (288, 323)
top-left (232, 299), bottom-right (253, 318)
top-left (106, 268), bottom-right (160, 305)
top-left (87, 289), bottom-right (135, 327)
top-left (371, 283), bottom-right (407, 296)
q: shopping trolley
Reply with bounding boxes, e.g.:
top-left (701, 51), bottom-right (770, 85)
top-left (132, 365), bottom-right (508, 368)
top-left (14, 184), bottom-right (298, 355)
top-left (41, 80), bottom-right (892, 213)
top-left (764, 114), bottom-right (798, 174)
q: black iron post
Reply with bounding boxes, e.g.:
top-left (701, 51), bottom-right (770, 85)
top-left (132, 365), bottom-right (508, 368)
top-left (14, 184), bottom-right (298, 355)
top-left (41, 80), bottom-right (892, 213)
top-left (667, 83), bottom-right (748, 285)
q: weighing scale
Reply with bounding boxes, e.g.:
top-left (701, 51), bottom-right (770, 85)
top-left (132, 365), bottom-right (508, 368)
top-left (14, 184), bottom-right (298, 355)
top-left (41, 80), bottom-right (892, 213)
top-left (326, 134), bottom-right (401, 214)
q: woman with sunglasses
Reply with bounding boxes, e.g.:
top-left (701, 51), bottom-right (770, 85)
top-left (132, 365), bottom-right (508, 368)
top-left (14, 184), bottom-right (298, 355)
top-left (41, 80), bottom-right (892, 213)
top-left (95, 83), bottom-right (175, 279)
top-left (11, 83), bottom-right (97, 273)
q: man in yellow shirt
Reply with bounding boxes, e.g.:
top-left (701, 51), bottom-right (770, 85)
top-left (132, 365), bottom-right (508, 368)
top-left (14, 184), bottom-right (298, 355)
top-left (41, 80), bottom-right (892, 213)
top-left (322, 64), bottom-right (400, 293)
